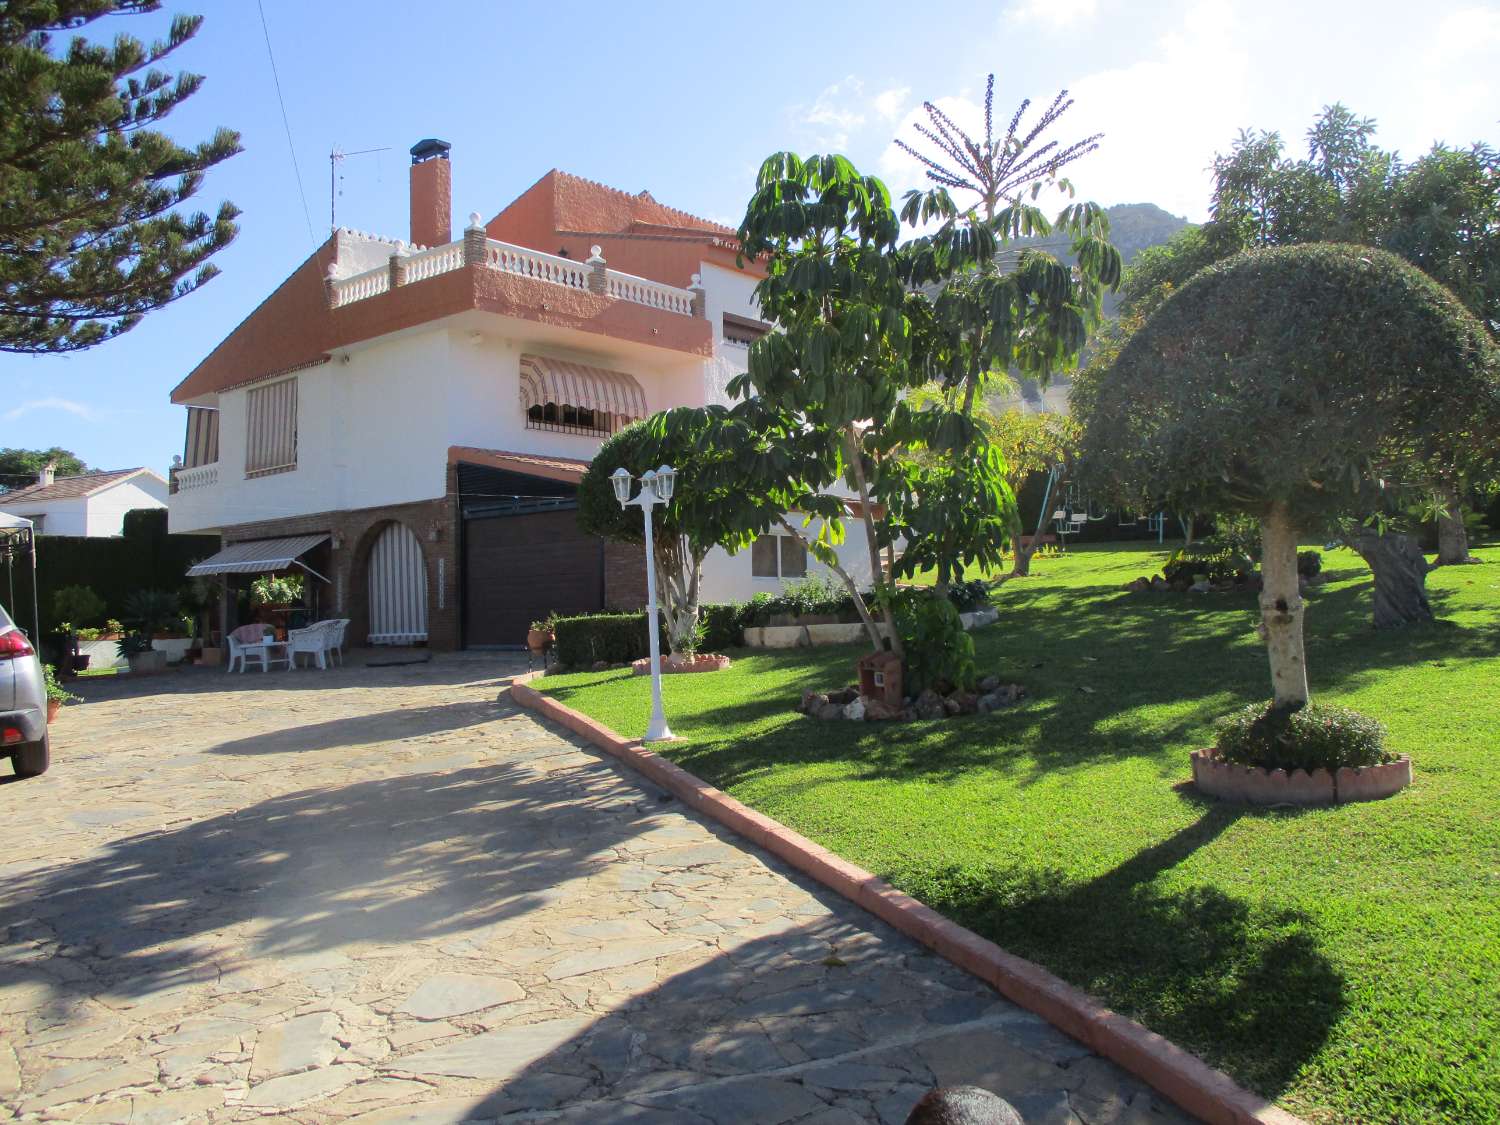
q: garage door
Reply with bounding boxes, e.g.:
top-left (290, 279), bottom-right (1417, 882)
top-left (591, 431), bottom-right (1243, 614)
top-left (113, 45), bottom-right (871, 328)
top-left (463, 509), bottom-right (603, 646)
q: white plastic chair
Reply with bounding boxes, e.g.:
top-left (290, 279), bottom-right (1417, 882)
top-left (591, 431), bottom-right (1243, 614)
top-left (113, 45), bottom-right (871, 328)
top-left (326, 619), bottom-right (349, 666)
top-left (287, 620), bottom-right (337, 670)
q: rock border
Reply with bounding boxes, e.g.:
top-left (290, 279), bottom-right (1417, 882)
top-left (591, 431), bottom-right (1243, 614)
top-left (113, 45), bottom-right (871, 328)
top-left (630, 653), bottom-right (732, 676)
top-left (510, 674), bottom-right (1304, 1125)
top-left (1191, 750), bottom-right (1413, 805)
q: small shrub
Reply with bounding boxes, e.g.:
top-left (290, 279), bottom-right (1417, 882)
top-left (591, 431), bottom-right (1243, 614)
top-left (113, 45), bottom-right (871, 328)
top-left (1297, 550), bottom-right (1323, 577)
top-left (122, 589), bottom-right (182, 637)
top-left (250, 573), bottom-right (304, 606)
top-left (553, 613), bottom-right (652, 667)
top-left (52, 585), bottom-right (106, 630)
top-left (1163, 542), bottom-right (1255, 586)
top-left (1213, 702), bottom-right (1393, 773)
top-left (43, 665), bottom-right (79, 705)
top-left (946, 578), bottom-right (991, 612)
top-left (888, 589), bottom-right (975, 694)
top-left (699, 602), bottom-right (754, 652)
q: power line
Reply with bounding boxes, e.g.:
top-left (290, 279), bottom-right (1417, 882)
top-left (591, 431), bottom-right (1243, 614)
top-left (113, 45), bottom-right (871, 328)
top-left (256, 0), bottom-right (316, 245)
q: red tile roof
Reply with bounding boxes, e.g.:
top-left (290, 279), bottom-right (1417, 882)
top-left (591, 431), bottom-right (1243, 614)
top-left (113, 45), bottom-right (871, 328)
top-left (0, 468), bottom-right (161, 506)
top-left (447, 446), bottom-right (590, 483)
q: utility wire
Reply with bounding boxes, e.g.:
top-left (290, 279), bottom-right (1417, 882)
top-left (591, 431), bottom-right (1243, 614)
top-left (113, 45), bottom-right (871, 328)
top-left (256, 0), bottom-right (316, 245)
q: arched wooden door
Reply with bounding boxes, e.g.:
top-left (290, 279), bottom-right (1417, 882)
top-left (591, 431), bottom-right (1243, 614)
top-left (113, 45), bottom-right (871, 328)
top-left (367, 522), bottom-right (428, 644)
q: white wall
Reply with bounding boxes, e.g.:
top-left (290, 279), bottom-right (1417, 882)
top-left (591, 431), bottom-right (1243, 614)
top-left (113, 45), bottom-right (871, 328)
top-left (697, 516), bottom-right (877, 605)
top-left (169, 318), bottom-right (721, 534)
top-left (82, 478), bottom-right (167, 537)
top-left (699, 262), bottom-right (762, 407)
top-left (1, 497), bottom-right (87, 536)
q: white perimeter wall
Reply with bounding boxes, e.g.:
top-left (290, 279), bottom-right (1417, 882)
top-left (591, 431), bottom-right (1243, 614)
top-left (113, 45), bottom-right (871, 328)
top-left (697, 517), bottom-right (877, 605)
top-left (82, 479), bottom-right (167, 536)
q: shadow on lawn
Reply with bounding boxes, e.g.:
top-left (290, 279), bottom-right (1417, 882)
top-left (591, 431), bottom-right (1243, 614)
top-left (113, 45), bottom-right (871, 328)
top-left (893, 807), bottom-right (1346, 1099)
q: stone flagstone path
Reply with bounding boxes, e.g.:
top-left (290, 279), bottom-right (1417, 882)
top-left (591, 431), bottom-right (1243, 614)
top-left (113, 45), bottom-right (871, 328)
top-left (0, 655), bottom-right (1197, 1124)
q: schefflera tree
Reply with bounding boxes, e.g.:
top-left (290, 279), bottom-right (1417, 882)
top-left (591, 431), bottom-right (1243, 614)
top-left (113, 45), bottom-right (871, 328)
top-left (1077, 244), bottom-right (1499, 709)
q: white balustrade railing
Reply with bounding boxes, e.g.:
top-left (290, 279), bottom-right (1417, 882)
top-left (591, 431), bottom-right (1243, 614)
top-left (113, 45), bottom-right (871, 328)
top-left (174, 463), bottom-right (218, 491)
top-left (328, 236), bottom-right (697, 317)
top-left (329, 264), bottom-right (389, 308)
top-left (484, 240), bottom-right (591, 290)
top-left (403, 242), bottom-right (463, 283)
top-left (604, 270), bottom-right (696, 315)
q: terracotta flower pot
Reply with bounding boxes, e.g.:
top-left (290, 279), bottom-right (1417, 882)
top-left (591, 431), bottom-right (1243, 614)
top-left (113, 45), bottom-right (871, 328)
top-left (47, 700), bottom-right (61, 723)
top-left (526, 628), bottom-right (554, 654)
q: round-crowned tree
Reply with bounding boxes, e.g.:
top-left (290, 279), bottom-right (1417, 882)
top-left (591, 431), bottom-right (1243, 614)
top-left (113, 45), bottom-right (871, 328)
top-left (1077, 243), bottom-right (1499, 710)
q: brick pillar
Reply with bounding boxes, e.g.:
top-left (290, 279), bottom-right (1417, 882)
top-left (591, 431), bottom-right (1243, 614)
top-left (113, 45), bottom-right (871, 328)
top-left (587, 245), bottom-right (607, 295)
top-left (463, 212), bottom-right (487, 267)
top-left (388, 241), bottom-right (408, 288)
top-left (324, 262), bottom-right (339, 309)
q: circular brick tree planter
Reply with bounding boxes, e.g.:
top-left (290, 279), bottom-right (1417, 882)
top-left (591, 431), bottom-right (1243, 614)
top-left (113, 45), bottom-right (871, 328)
top-left (631, 653), bottom-right (731, 676)
top-left (1190, 750), bottom-right (1412, 806)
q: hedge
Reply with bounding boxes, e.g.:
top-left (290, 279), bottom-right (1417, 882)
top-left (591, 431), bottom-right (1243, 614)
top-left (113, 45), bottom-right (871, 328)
top-left (552, 613), bottom-right (652, 667)
top-left (4, 508), bottom-right (218, 642)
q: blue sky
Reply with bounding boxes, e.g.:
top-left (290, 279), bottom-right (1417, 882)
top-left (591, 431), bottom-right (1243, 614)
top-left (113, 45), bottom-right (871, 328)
top-left (3, 0), bottom-right (1497, 475)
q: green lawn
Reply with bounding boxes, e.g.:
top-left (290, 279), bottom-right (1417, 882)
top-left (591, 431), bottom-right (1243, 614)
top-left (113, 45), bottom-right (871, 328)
top-left (537, 544), bottom-right (1500, 1124)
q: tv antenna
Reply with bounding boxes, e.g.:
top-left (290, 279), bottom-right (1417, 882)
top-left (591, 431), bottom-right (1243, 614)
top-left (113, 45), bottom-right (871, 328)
top-left (329, 145), bottom-right (392, 231)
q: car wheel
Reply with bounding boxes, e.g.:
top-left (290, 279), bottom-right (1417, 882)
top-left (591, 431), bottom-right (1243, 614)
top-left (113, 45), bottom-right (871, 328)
top-left (11, 735), bottom-right (49, 778)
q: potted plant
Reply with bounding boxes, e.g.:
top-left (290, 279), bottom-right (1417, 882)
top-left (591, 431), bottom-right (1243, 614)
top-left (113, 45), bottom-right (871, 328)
top-left (44, 664), bottom-right (79, 721)
top-left (51, 585), bottom-right (105, 672)
top-left (250, 573), bottom-right (304, 610)
top-left (527, 612), bottom-right (558, 655)
top-left (119, 589), bottom-right (182, 675)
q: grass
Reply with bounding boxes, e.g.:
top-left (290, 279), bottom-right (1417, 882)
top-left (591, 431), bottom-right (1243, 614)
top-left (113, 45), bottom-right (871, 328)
top-left (537, 543), bottom-right (1500, 1124)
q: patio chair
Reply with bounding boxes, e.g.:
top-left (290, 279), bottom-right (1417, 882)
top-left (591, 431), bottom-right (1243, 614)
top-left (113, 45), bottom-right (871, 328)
top-left (325, 619), bottom-right (349, 666)
top-left (287, 620), bottom-right (338, 670)
top-left (227, 623), bottom-right (287, 674)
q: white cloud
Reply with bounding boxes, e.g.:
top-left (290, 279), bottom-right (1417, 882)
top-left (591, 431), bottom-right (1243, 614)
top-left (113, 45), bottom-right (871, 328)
top-left (873, 86), bottom-right (912, 123)
top-left (1425, 5), bottom-right (1500, 60)
top-left (1006, 0), bottom-right (1099, 29)
top-left (793, 76), bottom-right (867, 150)
top-left (3, 397), bottom-right (98, 423)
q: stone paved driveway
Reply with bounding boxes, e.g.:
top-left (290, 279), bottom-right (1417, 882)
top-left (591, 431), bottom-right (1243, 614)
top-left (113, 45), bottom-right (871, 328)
top-left (0, 655), bottom-right (1195, 1125)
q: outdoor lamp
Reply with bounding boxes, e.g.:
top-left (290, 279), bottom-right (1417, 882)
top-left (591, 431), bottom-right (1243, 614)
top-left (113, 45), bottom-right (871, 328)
top-left (610, 467), bottom-right (632, 506)
top-left (610, 465), bottom-right (680, 742)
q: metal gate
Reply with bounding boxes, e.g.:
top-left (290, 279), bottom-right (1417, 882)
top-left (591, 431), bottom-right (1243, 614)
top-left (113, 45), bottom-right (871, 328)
top-left (368, 522), bottom-right (428, 644)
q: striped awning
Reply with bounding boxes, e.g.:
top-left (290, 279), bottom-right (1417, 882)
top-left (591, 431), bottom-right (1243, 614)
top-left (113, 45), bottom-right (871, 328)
top-left (186, 534), bottom-right (329, 577)
top-left (519, 354), bottom-right (648, 421)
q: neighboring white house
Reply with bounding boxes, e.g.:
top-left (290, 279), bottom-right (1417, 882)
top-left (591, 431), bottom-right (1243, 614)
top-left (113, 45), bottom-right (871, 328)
top-left (167, 140), bottom-right (872, 649)
top-left (0, 465), bottom-right (168, 537)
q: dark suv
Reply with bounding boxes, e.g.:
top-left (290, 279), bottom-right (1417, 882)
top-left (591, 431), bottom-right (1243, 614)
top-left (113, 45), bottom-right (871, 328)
top-left (1, 603), bottom-right (49, 777)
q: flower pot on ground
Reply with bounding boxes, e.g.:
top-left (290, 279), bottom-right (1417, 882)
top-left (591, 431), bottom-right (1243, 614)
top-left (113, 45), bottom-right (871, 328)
top-left (43, 665), bottom-right (78, 720)
top-left (527, 614), bottom-right (559, 655)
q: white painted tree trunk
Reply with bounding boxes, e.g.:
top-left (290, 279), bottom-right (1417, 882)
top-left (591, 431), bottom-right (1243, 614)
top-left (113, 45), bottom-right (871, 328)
top-left (1259, 502), bottom-right (1309, 710)
top-left (1436, 487), bottom-right (1472, 566)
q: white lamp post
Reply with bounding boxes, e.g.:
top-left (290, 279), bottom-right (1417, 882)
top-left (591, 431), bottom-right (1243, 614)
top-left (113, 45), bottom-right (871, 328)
top-left (611, 464), bottom-right (677, 741)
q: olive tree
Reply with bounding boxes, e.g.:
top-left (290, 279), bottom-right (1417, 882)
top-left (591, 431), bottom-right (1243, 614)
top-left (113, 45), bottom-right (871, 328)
top-left (1076, 244), bottom-right (1499, 708)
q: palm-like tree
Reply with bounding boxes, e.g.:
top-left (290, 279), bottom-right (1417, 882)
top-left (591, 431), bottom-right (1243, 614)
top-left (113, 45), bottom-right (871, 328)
top-left (895, 74), bottom-right (1102, 220)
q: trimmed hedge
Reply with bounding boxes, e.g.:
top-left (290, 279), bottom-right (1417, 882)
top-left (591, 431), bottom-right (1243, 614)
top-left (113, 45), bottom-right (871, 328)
top-left (6, 508), bottom-right (218, 642)
top-left (1214, 701), bottom-right (1392, 773)
top-left (553, 613), bottom-right (651, 667)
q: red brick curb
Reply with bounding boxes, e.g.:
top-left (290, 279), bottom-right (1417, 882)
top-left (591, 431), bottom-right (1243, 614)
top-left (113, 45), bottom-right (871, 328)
top-left (509, 676), bottom-right (1304, 1125)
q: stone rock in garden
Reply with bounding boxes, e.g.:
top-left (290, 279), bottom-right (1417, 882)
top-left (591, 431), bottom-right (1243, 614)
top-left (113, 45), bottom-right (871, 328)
top-left (800, 690), bottom-right (828, 715)
top-left (816, 703), bottom-right (845, 721)
top-left (843, 697), bottom-right (867, 721)
top-left (915, 689), bottom-right (948, 721)
top-left (826, 687), bottom-right (858, 706)
top-left (1125, 576), bottom-right (1151, 592)
top-left (863, 697), bottom-right (902, 721)
top-left (977, 675), bottom-right (1000, 694)
top-left (1150, 576), bottom-right (1167, 591)
top-left (948, 691), bottom-right (979, 715)
top-left (591, 661), bottom-right (610, 672)
top-left (1190, 579), bottom-right (1212, 593)
top-left (977, 684), bottom-right (1026, 713)
top-left (932, 679), bottom-right (955, 697)
top-left (943, 697), bottom-right (962, 716)
top-left (1171, 578), bottom-right (1192, 592)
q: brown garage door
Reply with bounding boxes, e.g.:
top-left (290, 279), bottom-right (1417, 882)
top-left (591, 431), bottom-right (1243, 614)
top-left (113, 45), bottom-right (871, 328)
top-left (463, 509), bottom-right (603, 646)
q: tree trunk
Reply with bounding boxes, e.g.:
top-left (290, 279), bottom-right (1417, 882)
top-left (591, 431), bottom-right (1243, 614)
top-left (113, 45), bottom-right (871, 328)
top-left (1355, 529), bottom-right (1433, 628)
top-left (843, 426), bottom-right (903, 655)
top-left (1010, 465), bottom-right (1060, 578)
top-left (1435, 489), bottom-right (1472, 566)
top-left (1178, 513), bottom-right (1195, 546)
top-left (654, 535), bottom-right (704, 656)
top-left (1259, 502), bottom-right (1309, 711)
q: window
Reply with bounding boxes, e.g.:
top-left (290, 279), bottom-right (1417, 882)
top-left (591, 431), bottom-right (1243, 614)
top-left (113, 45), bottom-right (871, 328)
top-left (526, 402), bottom-right (613, 436)
top-left (723, 313), bottom-right (772, 347)
top-left (245, 378), bottom-right (297, 476)
top-left (751, 532), bottom-right (807, 579)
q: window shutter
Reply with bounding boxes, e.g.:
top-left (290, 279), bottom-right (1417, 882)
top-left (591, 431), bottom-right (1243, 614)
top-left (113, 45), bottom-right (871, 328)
top-left (245, 379), bottom-right (298, 475)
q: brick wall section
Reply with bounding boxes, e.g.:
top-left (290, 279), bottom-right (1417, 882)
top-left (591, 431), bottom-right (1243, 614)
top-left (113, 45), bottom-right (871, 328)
top-left (603, 540), bottom-right (647, 611)
top-left (223, 476), bottom-right (460, 650)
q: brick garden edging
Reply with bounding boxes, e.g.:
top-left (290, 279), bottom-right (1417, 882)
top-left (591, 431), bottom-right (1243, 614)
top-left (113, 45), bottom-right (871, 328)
top-left (1191, 750), bottom-right (1413, 805)
top-left (509, 675), bottom-right (1304, 1125)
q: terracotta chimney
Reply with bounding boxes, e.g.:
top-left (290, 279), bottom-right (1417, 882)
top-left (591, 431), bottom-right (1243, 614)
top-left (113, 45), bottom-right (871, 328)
top-left (37, 460), bottom-right (57, 487)
top-left (409, 138), bottom-right (452, 248)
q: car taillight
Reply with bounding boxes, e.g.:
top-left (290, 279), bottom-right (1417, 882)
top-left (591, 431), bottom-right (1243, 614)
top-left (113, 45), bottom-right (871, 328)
top-left (0, 628), bottom-right (34, 659)
top-left (1, 727), bottom-right (21, 745)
